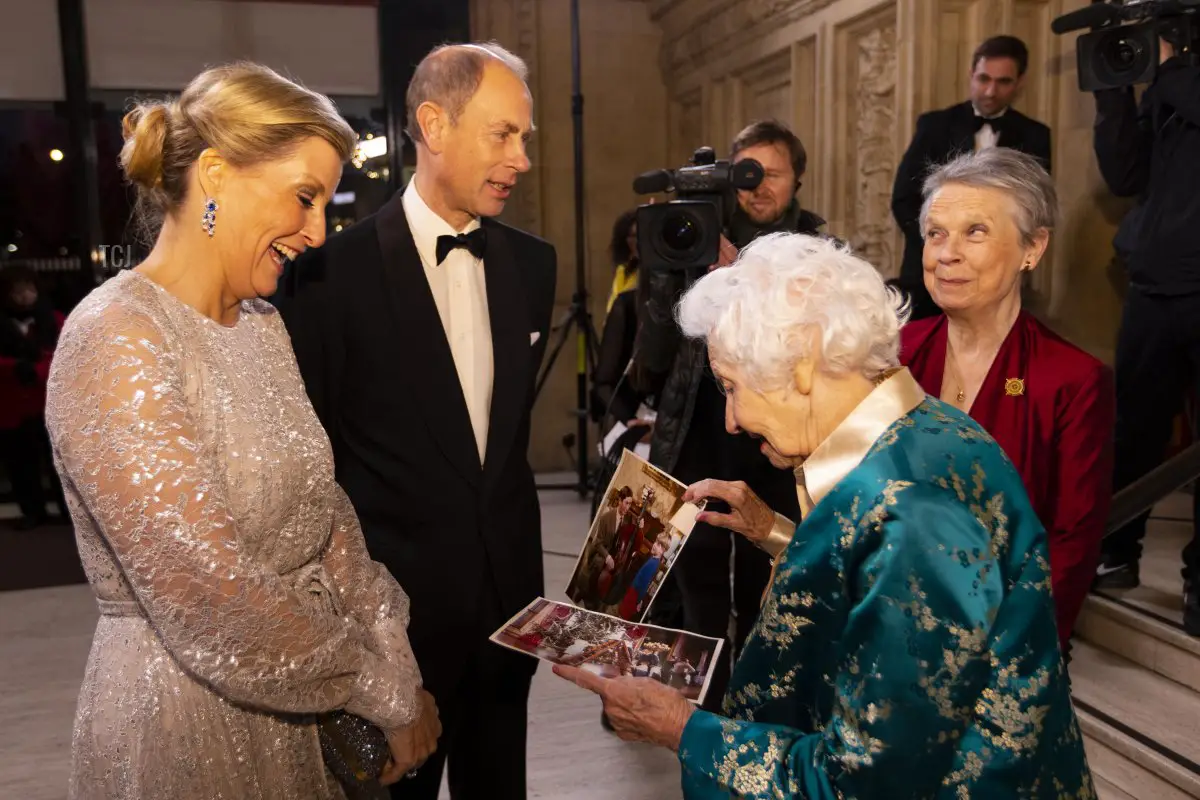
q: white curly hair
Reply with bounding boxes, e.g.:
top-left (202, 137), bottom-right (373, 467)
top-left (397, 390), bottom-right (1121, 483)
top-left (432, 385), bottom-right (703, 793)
top-left (676, 233), bottom-right (909, 392)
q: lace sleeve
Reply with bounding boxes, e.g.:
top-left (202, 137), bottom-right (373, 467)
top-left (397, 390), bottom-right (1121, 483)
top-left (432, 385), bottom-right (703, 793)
top-left (324, 484), bottom-right (423, 725)
top-left (45, 301), bottom-right (418, 732)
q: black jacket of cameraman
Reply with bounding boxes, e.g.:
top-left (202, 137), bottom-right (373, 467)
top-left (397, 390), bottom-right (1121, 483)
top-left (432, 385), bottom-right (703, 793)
top-left (633, 200), bottom-right (827, 474)
top-left (1094, 58), bottom-right (1200, 293)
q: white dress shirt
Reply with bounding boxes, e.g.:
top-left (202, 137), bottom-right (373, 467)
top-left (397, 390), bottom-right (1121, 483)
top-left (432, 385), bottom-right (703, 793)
top-left (973, 105), bottom-right (1007, 152)
top-left (402, 179), bottom-right (494, 463)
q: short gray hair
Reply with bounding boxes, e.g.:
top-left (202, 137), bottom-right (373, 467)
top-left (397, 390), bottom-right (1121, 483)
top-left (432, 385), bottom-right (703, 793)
top-left (676, 233), bottom-right (910, 391)
top-left (919, 148), bottom-right (1058, 247)
top-left (405, 42), bottom-right (529, 146)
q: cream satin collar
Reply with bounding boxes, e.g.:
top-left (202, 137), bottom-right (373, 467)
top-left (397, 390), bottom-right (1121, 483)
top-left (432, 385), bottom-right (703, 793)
top-left (799, 367), bottom-right (927, 507)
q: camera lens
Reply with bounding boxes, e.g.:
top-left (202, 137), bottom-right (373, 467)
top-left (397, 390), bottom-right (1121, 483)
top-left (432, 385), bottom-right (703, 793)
top-left (661, 212), bottom-right (699, 253)
top-left (1104, 37), bottom-right (1140, 72)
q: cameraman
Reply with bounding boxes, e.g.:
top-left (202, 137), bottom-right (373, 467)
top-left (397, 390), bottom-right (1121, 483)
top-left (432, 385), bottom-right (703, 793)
top-left (633, 119), bottom-right (824, 710)
top-left (1091, 35), bottom-right (1200, 635)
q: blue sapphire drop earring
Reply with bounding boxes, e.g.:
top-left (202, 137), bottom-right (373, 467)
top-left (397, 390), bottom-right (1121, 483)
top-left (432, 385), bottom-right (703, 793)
top-left (202, 198), bottom-right (218, 237)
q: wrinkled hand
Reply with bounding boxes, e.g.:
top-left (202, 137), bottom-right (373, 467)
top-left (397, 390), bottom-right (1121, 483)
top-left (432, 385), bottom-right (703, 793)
top-left (708, 236), bottom-right (738, 271)
top-left (682, 479), bottom-right (774, 543)
top-left (378, 689), bottom-right (442, 786)
top-left (553, 665), bottom-right (694, 751)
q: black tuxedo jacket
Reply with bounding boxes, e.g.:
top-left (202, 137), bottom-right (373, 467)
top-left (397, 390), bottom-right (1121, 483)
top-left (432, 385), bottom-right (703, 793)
top-left (891, 101), bottom-right (1052, 300)
top-left (273, 190), bottom-right (556, 690)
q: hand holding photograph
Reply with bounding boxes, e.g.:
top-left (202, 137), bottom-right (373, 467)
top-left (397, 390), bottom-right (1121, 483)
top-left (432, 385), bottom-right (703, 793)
top-left (564, 449), bottom-right (704, 622)
top-left (490, 598), bottom-right (724, 705)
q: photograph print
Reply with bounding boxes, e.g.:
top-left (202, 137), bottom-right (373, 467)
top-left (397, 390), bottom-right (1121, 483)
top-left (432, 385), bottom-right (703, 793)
top-left (564, 449), bottom-right (703, 623)
top-left (490, 598), bottom-right (724, 705)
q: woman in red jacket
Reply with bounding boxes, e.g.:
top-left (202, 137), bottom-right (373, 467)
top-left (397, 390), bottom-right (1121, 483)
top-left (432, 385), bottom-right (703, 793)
top-left (0, 266), bottom-right (64, 529)
top-left (900, 148), bottom-right (1114, 649)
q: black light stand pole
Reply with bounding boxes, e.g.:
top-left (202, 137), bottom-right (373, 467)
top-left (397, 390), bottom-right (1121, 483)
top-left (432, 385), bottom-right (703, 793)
top-left (569, 0), bottom-right (590, 498)
top-left (530, 0), bottom-right (601, 496)
top-left (58, 0), bottom-right (103, 297)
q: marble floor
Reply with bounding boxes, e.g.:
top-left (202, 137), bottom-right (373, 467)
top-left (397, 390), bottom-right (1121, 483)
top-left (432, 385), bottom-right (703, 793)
top-left (0, 487), bottom-right (682, 800)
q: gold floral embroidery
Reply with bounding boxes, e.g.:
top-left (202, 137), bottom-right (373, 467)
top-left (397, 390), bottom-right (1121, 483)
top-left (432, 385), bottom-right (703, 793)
top-left (713, 725), bottom-right (789, 797)
top-left (686, 394), bottom-right (1090, 800)
top-left (943, 750), bottom-right (987, 787)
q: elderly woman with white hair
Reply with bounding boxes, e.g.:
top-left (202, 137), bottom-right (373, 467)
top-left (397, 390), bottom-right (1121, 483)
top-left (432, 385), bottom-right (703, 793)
top-left (554, 233), bottom-right (1093, 798)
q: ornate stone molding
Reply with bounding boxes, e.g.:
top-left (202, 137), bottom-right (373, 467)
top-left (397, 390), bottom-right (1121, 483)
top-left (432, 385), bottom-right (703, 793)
top-left (652, 0), bottom-right (838, 89)
top-left (847, 22), bottom-right (898, 276)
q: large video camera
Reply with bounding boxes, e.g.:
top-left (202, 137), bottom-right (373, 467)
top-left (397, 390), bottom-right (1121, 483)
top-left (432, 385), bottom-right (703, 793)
top-left (1052, 0), bottom-right (1199, 91)
top-left (631, 147), bottom-right (763, 272)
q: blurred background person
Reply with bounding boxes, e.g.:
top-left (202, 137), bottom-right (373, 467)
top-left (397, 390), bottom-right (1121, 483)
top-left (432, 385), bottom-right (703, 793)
top-left (590, 209), bottom-right (643, 428)
top-left (892, 35), bottom-right (1051, 320)
top-left (1091, 35), bottom-right (1200, 635)
top-left (901, 148), bottom-right (1113, 650)
top-left (0, 265), bottom-right (64, 530)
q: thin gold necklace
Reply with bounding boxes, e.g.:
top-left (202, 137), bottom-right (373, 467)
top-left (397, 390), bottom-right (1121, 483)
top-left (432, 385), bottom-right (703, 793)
top-left (945, 340), bottom-right (967, 406)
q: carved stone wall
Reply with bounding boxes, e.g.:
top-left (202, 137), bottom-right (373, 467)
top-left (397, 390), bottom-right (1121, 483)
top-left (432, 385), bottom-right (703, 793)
top-left (735, 49), bottom-right (794, 128)
top-left (839, 13), bottom-right (898, 275)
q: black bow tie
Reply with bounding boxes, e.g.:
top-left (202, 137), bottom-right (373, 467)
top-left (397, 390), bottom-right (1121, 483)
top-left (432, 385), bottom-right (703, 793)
top-left (973, 114), bottom-right (1007, 135)
top-left (435, 229), bottom-right (487, 265)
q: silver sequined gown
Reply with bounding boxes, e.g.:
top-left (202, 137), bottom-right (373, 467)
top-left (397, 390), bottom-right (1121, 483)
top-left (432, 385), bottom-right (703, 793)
top-left (45, 270), bottom-right (423, 799)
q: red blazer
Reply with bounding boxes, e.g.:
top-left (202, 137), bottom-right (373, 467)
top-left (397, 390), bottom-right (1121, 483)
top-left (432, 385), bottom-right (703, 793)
top-left (901, 311), bottom-right (1115, 647)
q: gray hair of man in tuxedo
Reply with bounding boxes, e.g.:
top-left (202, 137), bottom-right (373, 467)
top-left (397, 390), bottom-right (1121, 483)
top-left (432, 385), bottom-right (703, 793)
top-left (404, 42), bottom-right (535, 225)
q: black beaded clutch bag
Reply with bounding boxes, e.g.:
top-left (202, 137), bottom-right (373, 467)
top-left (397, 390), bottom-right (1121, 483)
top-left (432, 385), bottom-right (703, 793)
top-left (318, 711), bottom-right (391, 799)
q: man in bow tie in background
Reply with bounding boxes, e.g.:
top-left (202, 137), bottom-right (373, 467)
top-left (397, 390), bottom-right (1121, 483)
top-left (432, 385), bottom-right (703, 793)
top-left (275, 41), bottom-right (556, 799)
top-left (891, 35), bottom-right (1051, 319)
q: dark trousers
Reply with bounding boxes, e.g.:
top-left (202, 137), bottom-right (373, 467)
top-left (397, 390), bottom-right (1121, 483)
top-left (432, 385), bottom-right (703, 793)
top-left (666, 381), bottom-right (801, 712)
top-left (0, 416), bottom-right (63, 522)
top-left (390, 578), bottom-right (534, 800)
top-left (1105, 288), bottom-right (1200, 583)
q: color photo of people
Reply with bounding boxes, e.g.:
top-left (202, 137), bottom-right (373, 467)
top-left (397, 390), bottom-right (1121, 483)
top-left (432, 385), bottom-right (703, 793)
top-left (490, 598), bottom-right (723, 705)
top-left (564, 450), bottom-right (703, 622)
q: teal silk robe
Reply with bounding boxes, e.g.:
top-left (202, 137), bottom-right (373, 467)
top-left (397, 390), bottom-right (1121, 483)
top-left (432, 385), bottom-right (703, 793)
top-left (678, 369), bottom-right (1094, 799)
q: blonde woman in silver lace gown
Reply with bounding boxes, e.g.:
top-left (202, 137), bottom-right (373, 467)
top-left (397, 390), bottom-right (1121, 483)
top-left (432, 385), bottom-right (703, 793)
top-left (45, 63), bottom-right (441, 799)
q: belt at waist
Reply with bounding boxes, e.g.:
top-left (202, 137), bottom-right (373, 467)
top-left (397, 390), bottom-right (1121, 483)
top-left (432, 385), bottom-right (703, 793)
top-left (97, 599), bottom-right (142, 617)
top-left (94, 564), bottom-right (341, 619)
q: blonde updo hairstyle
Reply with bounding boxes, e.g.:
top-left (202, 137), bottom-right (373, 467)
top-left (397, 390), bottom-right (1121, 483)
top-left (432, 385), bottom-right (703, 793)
top-left (119, 61), bottom-right (358, 240)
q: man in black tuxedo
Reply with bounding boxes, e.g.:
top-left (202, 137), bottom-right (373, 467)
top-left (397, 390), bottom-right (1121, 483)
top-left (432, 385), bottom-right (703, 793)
top-left (891, 35), bottom-right (1051, 319)
top-left (275, 42), bottom-right (555, 799)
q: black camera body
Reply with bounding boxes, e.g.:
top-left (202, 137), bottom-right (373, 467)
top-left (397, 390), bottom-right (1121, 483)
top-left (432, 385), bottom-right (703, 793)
top-left (1053, 0), bottom-right (1199, 91)
top-left (632, 147), bottom-right (764, 272)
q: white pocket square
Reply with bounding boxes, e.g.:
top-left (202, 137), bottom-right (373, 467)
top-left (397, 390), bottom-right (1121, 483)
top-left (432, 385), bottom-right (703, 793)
top-left (530, 331), bottom-right (541, 345)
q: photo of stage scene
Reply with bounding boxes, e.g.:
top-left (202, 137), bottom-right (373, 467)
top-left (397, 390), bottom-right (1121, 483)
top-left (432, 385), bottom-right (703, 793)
top-left (490, 598), bottom-right (724, 705)
top-left (564, 450), bottom-right (703, 623)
